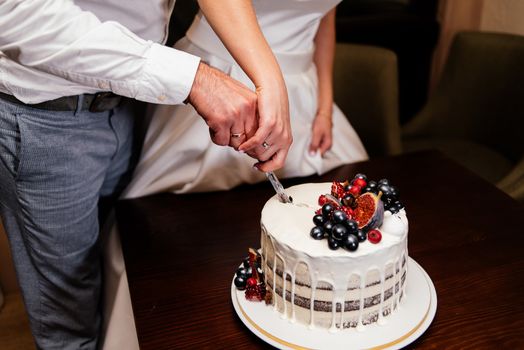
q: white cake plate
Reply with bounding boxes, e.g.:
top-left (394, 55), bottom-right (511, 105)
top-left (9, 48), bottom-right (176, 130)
top-left (231, 257), bottom-right (437, 350)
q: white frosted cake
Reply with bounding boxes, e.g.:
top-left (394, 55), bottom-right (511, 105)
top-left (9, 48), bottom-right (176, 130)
top-left (259, 182), bottom-right (409, 332)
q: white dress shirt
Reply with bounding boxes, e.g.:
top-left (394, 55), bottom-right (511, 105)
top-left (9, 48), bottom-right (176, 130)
top-left (0, 0), bottom-right (200, 105)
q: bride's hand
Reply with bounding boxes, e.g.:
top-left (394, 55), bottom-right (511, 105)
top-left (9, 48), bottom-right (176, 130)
top-left (239, 78), bottom-right (292, 172)
top-left (309, 110), bottom-right (333, 156)
top-left (197, 0), bottom-right (293, 172)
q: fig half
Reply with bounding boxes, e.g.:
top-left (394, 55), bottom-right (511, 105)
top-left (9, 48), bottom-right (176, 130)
top-left (354, 192), bottom-right (384, 231)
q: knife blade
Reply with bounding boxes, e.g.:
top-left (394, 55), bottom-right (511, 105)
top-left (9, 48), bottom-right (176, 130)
top-left (265, 171), bottom-right (293, 203)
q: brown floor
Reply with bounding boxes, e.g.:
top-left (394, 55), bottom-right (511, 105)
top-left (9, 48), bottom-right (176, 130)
top-left (0, 293), bottom-right (35, 349)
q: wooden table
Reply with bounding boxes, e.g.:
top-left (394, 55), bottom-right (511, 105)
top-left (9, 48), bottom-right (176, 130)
top-left (116, 151), bottom-right (524, 349)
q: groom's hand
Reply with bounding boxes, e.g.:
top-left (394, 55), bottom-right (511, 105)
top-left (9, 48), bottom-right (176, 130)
top-left (187, 62), bottom-right (258, 148)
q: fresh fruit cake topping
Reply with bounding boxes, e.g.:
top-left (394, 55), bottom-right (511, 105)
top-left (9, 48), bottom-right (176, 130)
top-left (310, 173), bottom-right (405, 251)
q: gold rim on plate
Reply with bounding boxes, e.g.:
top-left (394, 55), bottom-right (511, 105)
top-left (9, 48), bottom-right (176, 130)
top-left (234, 259), bottom-right (435, 350)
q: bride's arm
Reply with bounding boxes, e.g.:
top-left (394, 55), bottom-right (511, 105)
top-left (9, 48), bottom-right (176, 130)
top-left (197, 0), bottom-right (292, 172)
top-left (309, 8), bottom-right (336, 156)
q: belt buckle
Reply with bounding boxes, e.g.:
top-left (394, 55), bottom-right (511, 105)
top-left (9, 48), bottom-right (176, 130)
top-left (89, 92), bottom-right (117, 113)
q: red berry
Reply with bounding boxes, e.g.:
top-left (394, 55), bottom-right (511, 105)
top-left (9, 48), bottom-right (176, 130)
top-left (315, 208), bottom-right (322, 215)
top-left (368, 229), bottom-right (382, 244)
top-left (340, 206), bottom-right (354, 219)
top-left (331, 181), bottom-right (345, 198)
top-left (348, 185), bottom-right (361, 196)
top-left (318, 194), bottom-right (328, 206)
top-left (353, 178), bottom-right (367, 188)
top-left (247, 277), bottom-right (257, 287)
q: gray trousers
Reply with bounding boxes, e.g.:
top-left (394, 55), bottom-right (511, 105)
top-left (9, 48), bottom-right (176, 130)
top-left (0, 96), bottom-right (137, 349)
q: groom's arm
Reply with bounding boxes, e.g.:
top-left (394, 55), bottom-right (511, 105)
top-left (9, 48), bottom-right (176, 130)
top-left (0, 0), bottom-right (258, 148)
top-left (0, 0), bottom-right (199, 104)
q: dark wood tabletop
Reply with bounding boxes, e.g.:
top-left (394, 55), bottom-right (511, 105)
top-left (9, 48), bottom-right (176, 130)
top-left (116, 151), bottom-right (524, 349)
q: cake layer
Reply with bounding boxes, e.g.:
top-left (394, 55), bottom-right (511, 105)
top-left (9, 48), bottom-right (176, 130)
top-left (265, 269), bottom-right (407, 312)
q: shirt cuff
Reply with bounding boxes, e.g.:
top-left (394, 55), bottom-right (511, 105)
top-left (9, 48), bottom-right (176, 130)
top-left (139, 42), bottom-right (200, 105)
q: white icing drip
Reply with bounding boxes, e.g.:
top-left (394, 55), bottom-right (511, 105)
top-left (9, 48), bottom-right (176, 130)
top-left (290, 263), bottom-right (298, 323)
top-left (339, 301), bottom-right (344, 332)
top-left (329, 292), bottom-right (337, 333)
top-left (395, 258), bottom-right (401, 309)
top-left (260, 183), bottom-right (409, 331)
top-left (356, 276), bottom-right (365, 332)
top-left (403, 258), bottom-right (408, 299)
top-left (378, 268), bottom-right (385, 325)
top-left (271, 239), bottom-right (277, 312)
top-left (278, 252), bottom-right (288, 319)
top-left (309, 278), bottom-right (316, 329)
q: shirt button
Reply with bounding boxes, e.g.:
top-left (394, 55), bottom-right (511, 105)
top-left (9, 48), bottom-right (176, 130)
top-left (98, 81), bottom-right (109, 89)
top-left (157, 94), bottom-right (166, 102)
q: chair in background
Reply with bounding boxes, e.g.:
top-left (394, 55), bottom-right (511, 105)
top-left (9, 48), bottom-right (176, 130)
top-left (334, 43), bottom-right (401, 157)
top-left (402, 31), bottom-right (524, 201)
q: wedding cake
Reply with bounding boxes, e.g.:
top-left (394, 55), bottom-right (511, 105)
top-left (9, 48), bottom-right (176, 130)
top-left (234, 174), bottom-right (409, 332)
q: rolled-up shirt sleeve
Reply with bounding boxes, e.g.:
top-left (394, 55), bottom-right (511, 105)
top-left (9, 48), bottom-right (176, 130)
top-left (0, 0), bottom-right (200, 104)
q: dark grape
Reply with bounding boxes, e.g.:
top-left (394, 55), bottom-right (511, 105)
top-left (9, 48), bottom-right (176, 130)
top-left (327, 236), bottom-right (340, 250)
top-left (341, 193), bottom-right (355, 207)
top-left (310, 226), bottom-right (325, 240)
top-left (356, 229), bottom-right (367, 242)
top-left (242, 257), bottom-right (250, 269)
top-left (345, 219), bottom-right (359, 234)
top-left (382, 196), bottom-right (394, 207)
top-left (332, 210), bottom-right (348, 224)
top-left (367, 180), bottom-right (378, 188)
top-left (378, 178), bottom-right (390, 186)
top-left (388, 206), bottom-right (399, 214)
top-left (323, 220), bottom-right (335, 235)
top-left (389, 186), bottom-right (399, 199)
top-left (313, 214), bottom-right (326, 226)
top-left (363, 186), bottom-right (378, 194)
top-left (322, 203), bottom-right (335, 217)
top-left (332, 224), bottom-right (348, 241)
top-left (236, 267), bottom-right (251, 279)
top-left (234, 275), bottom-right (247, 290)
top-left (394, 200), bottom-right (405, 210)
top-left (378, 184), bottom-right (392, 196)
top-left (343, 234), bottom-right (359, 251)
top-left (354, 173), bottom-right (367, 181)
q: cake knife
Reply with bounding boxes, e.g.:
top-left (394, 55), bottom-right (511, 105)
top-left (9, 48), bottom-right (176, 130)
top-left (265, 171), bottom-right (293, 203)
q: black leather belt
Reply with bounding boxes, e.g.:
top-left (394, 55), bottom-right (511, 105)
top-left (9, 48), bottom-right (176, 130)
top-left (0, 91), bottom-right (122, 112)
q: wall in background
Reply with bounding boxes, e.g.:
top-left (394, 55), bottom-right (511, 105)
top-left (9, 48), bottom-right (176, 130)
top-left (0, 220), bottom-right (19, 294)
top-left (480, 0), bottom-right (524, 35)
top-left (430, 0), bottom-right (524, 91)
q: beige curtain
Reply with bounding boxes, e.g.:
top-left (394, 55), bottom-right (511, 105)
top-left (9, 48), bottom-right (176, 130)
top-left (430, 0), bottom-right (484, 92)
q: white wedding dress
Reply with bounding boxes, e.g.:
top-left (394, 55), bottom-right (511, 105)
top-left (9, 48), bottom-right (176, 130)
top-left (103, 1), bottom-right (368, 348)
top-left (123, 0), bottom-right (367, 198)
